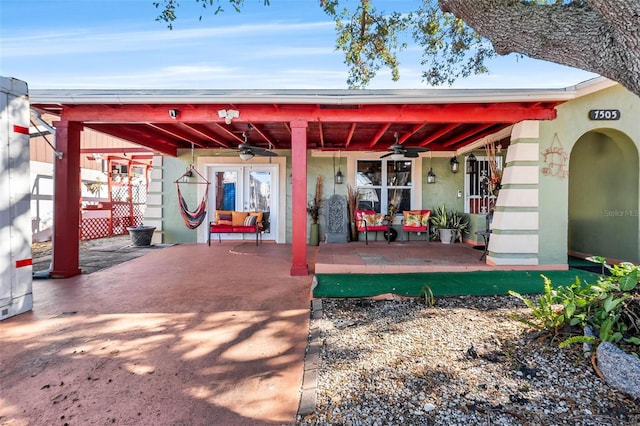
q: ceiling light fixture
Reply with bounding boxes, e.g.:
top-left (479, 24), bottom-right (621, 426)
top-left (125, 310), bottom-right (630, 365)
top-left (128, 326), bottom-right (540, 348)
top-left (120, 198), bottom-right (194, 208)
top-left (239, 151), bottom-right (254, 161)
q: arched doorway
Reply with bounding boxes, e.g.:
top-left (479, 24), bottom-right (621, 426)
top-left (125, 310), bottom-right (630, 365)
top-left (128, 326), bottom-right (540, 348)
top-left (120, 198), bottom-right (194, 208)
top-left (568, 129), bottom-right (639, 263)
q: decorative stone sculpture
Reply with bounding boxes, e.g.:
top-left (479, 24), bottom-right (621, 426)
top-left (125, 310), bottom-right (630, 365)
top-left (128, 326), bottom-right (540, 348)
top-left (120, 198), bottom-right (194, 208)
top-left (325, 194), bottom-right (348, 243)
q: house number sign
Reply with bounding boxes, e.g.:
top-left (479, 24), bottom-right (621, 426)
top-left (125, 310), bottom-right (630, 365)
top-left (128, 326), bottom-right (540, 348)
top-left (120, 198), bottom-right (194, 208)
top-left (588, 109), bottom-right (621, 120)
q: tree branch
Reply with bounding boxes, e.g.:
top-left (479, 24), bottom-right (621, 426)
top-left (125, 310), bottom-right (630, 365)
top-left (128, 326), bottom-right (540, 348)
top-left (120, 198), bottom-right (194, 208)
top-left (439, 0), bottom-right (640, 96)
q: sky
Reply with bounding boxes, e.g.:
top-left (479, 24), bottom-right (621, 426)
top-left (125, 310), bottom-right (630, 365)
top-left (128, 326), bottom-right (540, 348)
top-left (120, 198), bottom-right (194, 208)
top-left (0, 0), bottom-right (598, 91)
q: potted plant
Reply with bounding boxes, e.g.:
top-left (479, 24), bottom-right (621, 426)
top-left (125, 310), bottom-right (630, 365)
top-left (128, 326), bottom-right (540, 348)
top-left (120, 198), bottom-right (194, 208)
top-left (430, 205), bottom-right (469, 244)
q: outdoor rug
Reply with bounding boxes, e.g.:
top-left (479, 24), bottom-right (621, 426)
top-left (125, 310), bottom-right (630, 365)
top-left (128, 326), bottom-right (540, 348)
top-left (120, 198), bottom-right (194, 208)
top-left (313, 269), bottom-right (602, 298)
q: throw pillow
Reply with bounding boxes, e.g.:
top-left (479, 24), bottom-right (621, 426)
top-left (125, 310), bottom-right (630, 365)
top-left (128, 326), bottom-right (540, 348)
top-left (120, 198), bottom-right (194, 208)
top-left (406, 213), bottom-right (421, 227)
top-left (421, 211), bottom-right (431, 227)
top-left (374, 214), bottom-right (386, 225)
top-left (243, 215), bottom-right (257, 226)
top-left (217, 213), bottom-right (233, 226)
top-left (249, 212), bottom-right (263, 223)
top-left (232, 211), bottom-right (249, 226)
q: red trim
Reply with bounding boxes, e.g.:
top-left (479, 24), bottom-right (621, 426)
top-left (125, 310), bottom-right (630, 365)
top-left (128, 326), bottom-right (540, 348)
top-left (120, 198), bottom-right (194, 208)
top-left (13, 125), bottom-right (29, 134)
top-left (16, 258), bottom-right (32, 268)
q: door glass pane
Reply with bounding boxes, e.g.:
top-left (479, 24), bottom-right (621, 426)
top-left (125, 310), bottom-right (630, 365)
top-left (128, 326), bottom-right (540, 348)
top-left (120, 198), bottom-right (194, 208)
top-left (247, 171), bottom-right (271, 212)
top-left (215, 171), bottom-right (237, 210)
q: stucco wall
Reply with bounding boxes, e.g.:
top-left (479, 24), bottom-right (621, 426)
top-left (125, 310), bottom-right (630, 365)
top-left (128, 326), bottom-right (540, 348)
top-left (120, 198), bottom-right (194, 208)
top-left (538, 84), bottom-right (640, 264)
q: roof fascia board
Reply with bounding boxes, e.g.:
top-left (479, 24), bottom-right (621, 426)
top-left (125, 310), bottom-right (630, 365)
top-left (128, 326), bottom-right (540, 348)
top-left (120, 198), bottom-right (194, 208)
top-left (30, 88), bottom-right (577, 106)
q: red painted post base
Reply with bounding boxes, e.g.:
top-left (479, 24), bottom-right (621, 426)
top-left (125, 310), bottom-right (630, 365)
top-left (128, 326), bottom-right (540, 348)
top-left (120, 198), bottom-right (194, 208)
top-left (50, 268), bottom-right (82, 279)
top-left (290, 264), bottom-right (309, 276)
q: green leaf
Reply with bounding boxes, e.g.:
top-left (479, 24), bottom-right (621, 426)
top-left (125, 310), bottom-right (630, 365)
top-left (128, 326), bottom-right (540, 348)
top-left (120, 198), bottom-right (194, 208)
top-left (625, 336), bottom-right (640, 345)
top-left (619, 269), bottom-right (638, 291)
top-left (600, 318), bottom-right (614, 341)
top-left (565, 301), bottom-right (576, 318)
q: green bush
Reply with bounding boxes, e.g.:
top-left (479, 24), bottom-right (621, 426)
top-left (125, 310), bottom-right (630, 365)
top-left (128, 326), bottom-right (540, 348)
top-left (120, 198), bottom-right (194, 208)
top-left (509, 261), bottom-right (640, 352)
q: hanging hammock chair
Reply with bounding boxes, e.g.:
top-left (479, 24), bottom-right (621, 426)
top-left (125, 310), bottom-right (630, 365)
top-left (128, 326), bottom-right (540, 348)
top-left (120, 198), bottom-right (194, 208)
top-left (175, 165), bottom-right (210, 229)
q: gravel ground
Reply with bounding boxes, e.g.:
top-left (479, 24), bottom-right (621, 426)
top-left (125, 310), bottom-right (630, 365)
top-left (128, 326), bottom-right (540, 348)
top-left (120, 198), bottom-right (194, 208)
top-left (298, 295), bottom-right (640, 426)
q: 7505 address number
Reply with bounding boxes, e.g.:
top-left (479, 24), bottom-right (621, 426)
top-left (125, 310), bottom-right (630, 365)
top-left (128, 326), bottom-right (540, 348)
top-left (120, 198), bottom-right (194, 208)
top-left (588, 109), bottom-right (621, 120)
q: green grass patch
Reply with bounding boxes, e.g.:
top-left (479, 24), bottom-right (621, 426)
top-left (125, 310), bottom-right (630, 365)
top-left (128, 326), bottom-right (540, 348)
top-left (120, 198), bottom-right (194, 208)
top-left (313, 269), bottom-right (601, 298)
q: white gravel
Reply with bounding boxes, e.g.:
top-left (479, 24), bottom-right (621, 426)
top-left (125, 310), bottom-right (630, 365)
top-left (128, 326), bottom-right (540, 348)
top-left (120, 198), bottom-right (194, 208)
top-left (297, 295), bottom-right (640, 425)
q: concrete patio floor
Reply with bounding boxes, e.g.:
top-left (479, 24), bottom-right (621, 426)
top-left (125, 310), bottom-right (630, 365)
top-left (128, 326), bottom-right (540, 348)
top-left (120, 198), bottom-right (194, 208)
top-left (1, 242), bottom-right (314, 426)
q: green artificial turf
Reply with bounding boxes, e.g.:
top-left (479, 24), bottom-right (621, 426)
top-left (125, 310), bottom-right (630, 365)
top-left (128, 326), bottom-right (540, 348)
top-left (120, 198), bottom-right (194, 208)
top-left (313, 269), bottom-right (602, 298)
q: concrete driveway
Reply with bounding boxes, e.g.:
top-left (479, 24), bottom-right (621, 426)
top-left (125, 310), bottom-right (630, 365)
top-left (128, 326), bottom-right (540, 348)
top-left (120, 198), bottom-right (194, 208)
top-left (1, 242), bottom-right (312, 425)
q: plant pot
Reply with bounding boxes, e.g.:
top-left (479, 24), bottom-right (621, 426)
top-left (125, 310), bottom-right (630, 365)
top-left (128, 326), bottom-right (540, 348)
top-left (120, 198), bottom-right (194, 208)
top-left (127, 225), bottom-right (156, 246)
top-left (309, 223), bottom-right (320, 246)
top-left (438, 228), bottom-right (455, 244)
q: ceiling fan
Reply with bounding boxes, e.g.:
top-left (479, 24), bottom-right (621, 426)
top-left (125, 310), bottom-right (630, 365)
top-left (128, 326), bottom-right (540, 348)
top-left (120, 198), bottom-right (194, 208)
top-left (381, 133), bottom-right (429, 160)
top-left (238, 132), bottom-right (277, 160)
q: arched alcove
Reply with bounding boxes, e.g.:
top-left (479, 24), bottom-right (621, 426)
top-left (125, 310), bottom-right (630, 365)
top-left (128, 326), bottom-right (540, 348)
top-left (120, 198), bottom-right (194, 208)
top-left (568, 129), bottom-right (639, 263)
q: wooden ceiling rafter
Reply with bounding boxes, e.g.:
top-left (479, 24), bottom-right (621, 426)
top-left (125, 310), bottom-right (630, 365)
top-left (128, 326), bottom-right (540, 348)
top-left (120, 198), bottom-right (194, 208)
top-left (181, 123), bottom-right (230, 148)
top-left (398, 123), bottom-right (427, 144)
top-left (417, 123), bottom-right (461, 147)
top-left (318, 122), bottom-right (325, 148)
top-left (212, 123), bottom-right (245, 144)
top-left (84, 123), bottom-right (177, 156)
top-left (145, 123), bottom-right (206, 148)
top-left (344, 123), bottom-right (357, 148)
top-left (368, 122), bottom-right (392, 149)
top-left (442, 123), bottom-right (501, 148)
top-left (248, 123), bottom-right (276, 148)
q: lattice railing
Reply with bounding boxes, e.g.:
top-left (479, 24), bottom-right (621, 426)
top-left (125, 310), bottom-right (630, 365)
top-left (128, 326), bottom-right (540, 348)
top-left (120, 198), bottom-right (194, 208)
top-left (80, 182), bottom-right (147, 240)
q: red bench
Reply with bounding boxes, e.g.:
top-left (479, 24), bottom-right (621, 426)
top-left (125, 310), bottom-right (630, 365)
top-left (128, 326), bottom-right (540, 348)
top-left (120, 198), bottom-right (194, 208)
top-left (207, 211), bottom-right (264, 246)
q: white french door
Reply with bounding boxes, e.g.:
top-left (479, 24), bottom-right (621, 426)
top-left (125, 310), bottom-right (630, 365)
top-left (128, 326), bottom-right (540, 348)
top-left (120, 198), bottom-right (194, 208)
top-left (207, 164), bottom-right (278, 241)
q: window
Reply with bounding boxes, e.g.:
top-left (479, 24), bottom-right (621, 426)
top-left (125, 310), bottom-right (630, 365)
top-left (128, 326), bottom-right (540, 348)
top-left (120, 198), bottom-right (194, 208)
top-left (356, 159), bottom-right (413, 213)
top-left (465, 155), bottom-right (502, 214)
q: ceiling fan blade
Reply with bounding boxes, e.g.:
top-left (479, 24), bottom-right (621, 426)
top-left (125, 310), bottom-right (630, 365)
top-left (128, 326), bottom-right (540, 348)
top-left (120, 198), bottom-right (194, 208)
top-left (380, 152), bottom-right (394, 158)
top-left (405, 146), bottom-right (430, 153)
top-left (404, 151), bottom-right (420, 158)
top-left (256, 150), bottom-right (278, 157)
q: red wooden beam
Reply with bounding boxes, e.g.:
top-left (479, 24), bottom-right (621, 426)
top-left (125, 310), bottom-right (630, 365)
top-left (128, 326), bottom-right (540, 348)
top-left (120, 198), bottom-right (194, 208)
top-left (57, 102), bottom-right (559, 124)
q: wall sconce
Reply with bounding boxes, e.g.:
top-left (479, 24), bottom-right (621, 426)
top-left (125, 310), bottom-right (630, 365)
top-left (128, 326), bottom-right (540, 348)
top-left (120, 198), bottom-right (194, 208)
top-left (466, 153), bottom-right (477, 174)
top-left (427, 168), bottom-right (436, 184)
top-left (450, 156), bottom-right (459, 173)
top-left (427, 152), bottom-right (436, 184)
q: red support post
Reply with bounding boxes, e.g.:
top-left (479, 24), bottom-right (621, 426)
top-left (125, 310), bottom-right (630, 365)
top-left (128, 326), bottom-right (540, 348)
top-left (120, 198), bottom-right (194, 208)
top-left (290, 120), bottom-right (309, 276)
top-left (50, 120), bottom-right (82, 278)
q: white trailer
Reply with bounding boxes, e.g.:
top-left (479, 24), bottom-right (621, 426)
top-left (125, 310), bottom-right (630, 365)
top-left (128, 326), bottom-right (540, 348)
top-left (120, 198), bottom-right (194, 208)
top-left (1, 77), bottom-right (33, 320)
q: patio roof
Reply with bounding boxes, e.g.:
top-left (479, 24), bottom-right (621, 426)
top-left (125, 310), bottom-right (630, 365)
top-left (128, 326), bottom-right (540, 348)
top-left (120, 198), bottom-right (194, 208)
top-left (29, 87), bottom-right (578, 157)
